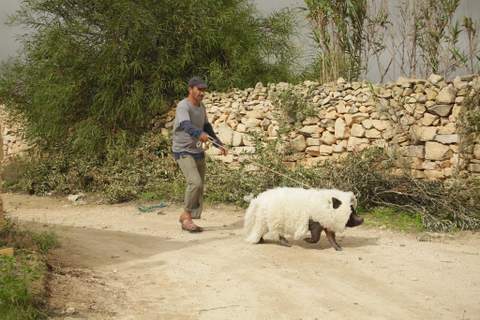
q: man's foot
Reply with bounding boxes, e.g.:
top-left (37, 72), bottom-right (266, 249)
top-left (179, 212), bottom-right (203, 233)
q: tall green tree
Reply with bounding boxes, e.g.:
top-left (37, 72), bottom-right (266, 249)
top-left (0, 0), bottom-right (296, 156)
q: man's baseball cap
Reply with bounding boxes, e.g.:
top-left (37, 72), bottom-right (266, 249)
top-left (188, 76), bottom-right (208, 89)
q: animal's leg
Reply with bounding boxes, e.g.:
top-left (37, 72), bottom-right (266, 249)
top-left (245, 220), bottom-right (267, 244)
top-left (304, 219), bottom-right (323, 243)
top-left (279, 235), bottom-right (291, 247)
top-left (325, 230), bottom-right (342, 251)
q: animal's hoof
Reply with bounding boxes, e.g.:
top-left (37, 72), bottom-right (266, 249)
top-left (279, 236), bottom-right (291, 247)
top-left (304, 238), bottom-right (316, 243)
top-left (334, 246), bottom-right (343, 251)
top-left (279, 242), bottom-right (292, 247)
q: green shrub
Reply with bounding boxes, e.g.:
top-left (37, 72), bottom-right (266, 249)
top-left (5, 130), bottom-right (479, 231)
top-left (0, 0), bottom-right (296, 159)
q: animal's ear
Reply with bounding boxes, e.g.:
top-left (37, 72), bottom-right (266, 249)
top-left (332, 197), bottom-right (342, 209)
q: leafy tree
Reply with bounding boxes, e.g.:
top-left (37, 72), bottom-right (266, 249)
top-left (0, 0), bottom-right (296, 156)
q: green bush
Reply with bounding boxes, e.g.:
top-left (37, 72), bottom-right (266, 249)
top-left (5, 130), bottom-right (479, 231)
top-left (0, 0), bottom-right (296, 159)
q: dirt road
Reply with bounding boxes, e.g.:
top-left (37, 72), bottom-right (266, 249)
top-left (3, 193), bottom-right (480, 320)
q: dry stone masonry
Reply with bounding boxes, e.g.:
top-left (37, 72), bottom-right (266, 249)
top-left (163, 74), bottom-right (480, 179)
top-left (2, 74), bottom-right (480, 179)
top-left (0, 106), bottom-right (29, 163)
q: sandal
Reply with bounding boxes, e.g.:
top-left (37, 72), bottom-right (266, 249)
top-left (180, 219), bottom-right (203, 233)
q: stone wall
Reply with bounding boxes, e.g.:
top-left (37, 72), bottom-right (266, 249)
top-left (0, 105), bottom-right (29, 163)
top-left (163, 74), bottom-right (480, 179)
top-left (2, 74), bottom-right (480, 179)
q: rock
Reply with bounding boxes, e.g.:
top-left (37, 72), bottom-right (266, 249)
top-left (425, 142), bottom-right (451, 160)
top-left (469, 163), bottom-right (480, 172)
top-left (424, 170), bottom-right (445, 179)
top-left (400, 115), bottom-right (416, 126)
top-left (332, 141), bottom-right (346, 153)
top-left (267, 124), bottom-right (278, 137)
top-left (403, 145), bottom-right (425, 158)
top-left (217, 124), bottom-right (234, 145)
top-left (361, 119), bottom-right (373, 129)
top-left (260, 118), bottom-right (271, 129)
top-left (246, 110), bottom-right (264, 119)
top-left (321, 131), bottom-right (336, 145)
top-left (336, 101), bottom-right (349, 113)
top-left (305, 146), bottom-right (320, 156)
top-left (351, 124), bottom-right (365, 137)
top-left (0, 248), bottom-right (14, 257)
top-left (321, 96), bottom-right (332, 106)
top-left (319, 145), bottom-right (333, 155)
top-left (236, 123), bottom-right (247, 133)
top-left (427, 104), bottom-right (453, 117)
top-left (411, 126), bottom-right (437, 142)
top-left (351, 113), bottom-right (370, 123)
top-left (425, 88), bottom-right (438, 100)
top-left (242, 117), bottom-right (261, 128)
top-left (453, 76), bottom-right (468, 90)
top-left (365, 128), bottom-right (382, 139)
top-left (302, 116), bottom-right (319, 125)
top-left (428, 74), bottom-right (444, 84)
top-left (334, 118), bottom-right (347, 139)
top-left (232, 131), bottom-right (243, 146)
top-left (306, 138), bottom-right (321, 146)
top-left (65, 305), bottom-right (76, 315)
top-left (324, 110), bottom-right (337, 119)
top-left (371, 120), bottom-right (390, 131)
top-left (416, 94), bottom-right (427, 103)
top-left (422, 113), bottom-right (438, 126)
top-left (474, 144), bottom-right (480, 160)
top-left (67, 193), bottom-right (86, 203)
top-left (434, 134), bottom-right (458, 144)
top-left (344, 114), bottom-right (353, 126)
top-left (243, 134), bottom-right (254, 146)
top-left (219, 154), bottom-right (234, 163)
top-left (232, 146), bottom-right (256, 155)
top-left (291, 135), bottom-right (307, 152)
top-left (436, 86), bottom-right (457, 104)
top-left (347, 137), bottom-right (369, 151)
top-left (299, 125), bottom-right (320, 136)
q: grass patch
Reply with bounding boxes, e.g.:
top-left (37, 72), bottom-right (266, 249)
top-left (361, 207), bottom-right (424, 233)
top-left (1, 219), bottom-right (57, 319)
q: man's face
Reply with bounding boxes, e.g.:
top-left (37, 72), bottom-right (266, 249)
top-left (188, 86), bottom-right (206, 104)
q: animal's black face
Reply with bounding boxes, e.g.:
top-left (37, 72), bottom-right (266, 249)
top-left (345, 206), bottom-right (364, 228)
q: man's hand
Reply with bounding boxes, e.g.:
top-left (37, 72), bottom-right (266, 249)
top-left (219, 146), bottom-right (228, 156)
top-left (199, 133), bottom-right (209, 142)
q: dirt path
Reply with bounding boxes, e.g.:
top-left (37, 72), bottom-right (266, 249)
top-left (3, 193), bottom-right (480, 320)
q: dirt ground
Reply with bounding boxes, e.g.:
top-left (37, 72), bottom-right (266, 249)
top-left (3, 192), bottom-right (480, 320)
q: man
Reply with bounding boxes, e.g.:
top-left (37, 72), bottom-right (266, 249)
top-left (172, 77), bottom-right (227, 233)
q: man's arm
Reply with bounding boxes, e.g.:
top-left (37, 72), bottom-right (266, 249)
top-left (203, 122), bottom-right (223, 148)
top-left (179, 120), bottom-right (202, 138)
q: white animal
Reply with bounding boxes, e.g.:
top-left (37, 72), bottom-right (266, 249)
top-left (244, 187), bottom-right (358, 246)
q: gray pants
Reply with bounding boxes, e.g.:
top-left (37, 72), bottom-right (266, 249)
top-left (176, 155), bottom-right (206, 218)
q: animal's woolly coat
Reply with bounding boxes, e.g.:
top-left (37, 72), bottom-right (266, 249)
top-left (244, 187), bottom-right (357, 244)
